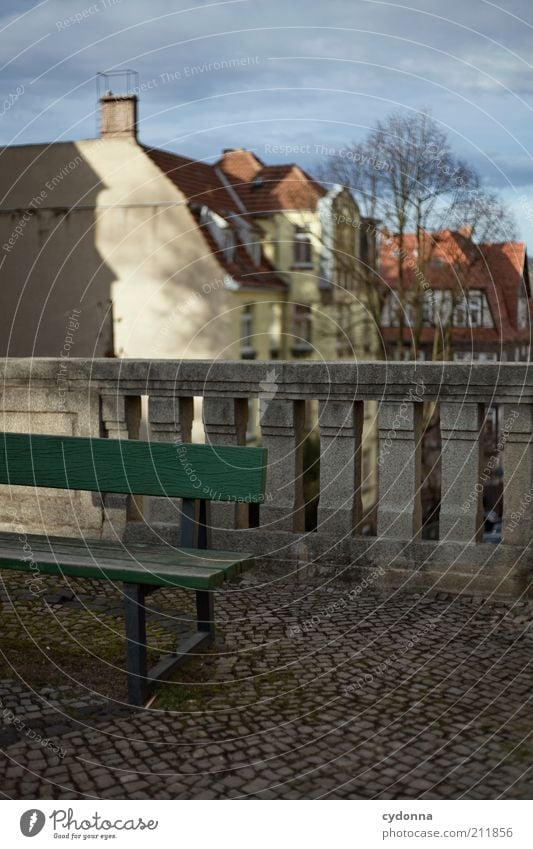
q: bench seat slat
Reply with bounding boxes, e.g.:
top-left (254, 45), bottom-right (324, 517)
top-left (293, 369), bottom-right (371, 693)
top-left (0, 537), bottom-right (254, 590)
top-left (0, 554), bottom-right (218, 589)
top-left (0, 533), bottom-right (251, 578)
top-left (0, 550), bottom-right (228, 590)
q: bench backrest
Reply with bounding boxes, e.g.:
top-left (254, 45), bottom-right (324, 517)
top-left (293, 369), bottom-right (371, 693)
top-left (0, 432), bottom-right (267, 502)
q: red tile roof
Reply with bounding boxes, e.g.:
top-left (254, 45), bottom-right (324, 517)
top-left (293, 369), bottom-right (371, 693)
top-left (379, 229), bottom-right (531, 346)
top-left (218, 159), bottom-right (327, 214)
top-left (216, 149), bottom-right (263, 182)
top-left (144, 147), bottom-right (242, 218)
top-left (144, 145), bottom-right (287, 291)
top-left (145, 143), bottom-right (329, 291)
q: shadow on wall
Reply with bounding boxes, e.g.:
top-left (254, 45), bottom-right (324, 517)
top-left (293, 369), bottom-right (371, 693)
top-left (0, 142), bottom-right (115, 357)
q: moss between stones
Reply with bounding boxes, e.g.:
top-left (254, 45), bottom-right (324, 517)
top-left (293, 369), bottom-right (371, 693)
top-left (153, 652), bottom-right (300, 713)
top-left (0, 600), bottom-right (177, 701)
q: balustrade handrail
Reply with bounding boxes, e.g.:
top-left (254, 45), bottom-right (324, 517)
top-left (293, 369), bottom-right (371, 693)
top-left (1, 358), bottom-right (532, 404)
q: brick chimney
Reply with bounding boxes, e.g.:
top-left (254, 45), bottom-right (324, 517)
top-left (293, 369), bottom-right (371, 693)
top-left (100, 93), bottom-right (138, 140)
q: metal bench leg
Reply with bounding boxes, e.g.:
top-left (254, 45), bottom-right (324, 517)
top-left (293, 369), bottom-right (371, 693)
top-left (196, 590), bottom-right (215, 638)
top-left (123, 582), bottom-right (148, 706)
top-left (145, 591), bottom-right (215, 688)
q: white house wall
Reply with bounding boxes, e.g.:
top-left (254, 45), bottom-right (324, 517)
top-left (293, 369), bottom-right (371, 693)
top-left (0, 137), bottom-right (233, 360)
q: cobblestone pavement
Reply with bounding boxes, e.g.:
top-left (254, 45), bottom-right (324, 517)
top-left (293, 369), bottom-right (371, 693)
top-left (0, 565), bottom-right (532, 799)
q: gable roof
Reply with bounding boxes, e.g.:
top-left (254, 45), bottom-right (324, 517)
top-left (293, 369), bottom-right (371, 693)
top-left (144, 143), bottom-right (331, 291)
top-left (217, 156), bottom-right (327, 213)
top-left (144, 147), bottom-right (242, 218)
top-left (216, 148), bottom-right (264, 182)
top-left (144, 145), bottom-right (287, 292)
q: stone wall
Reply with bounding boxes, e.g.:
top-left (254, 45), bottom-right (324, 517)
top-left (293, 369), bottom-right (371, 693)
top-left (0, 358), bottom-right (531, 597)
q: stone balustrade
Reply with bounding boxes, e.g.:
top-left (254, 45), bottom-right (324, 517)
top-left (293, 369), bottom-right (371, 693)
top-left (0, 358), bottom-right (531, 597)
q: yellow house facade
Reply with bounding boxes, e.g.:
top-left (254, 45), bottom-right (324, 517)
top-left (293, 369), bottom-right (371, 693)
top-left (216, 149), bottom-right (379, 523)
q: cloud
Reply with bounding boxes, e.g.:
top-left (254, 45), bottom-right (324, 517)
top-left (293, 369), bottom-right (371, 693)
top-left (0, 0), bottom-right (531, 217)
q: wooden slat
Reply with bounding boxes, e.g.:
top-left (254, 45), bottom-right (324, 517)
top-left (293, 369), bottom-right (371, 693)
top-left (0, 533), bottom-right (254, 587)
top-left (0, 533), bottom-right (252, 577)
top-left (0, 548), bottom-right (247, 580)
top-left (0, 432), bottom-right (267, 501)
top-left (0, 547), bottom-right (233, 590)
top-left (0, 532), bottom-right (252, 577)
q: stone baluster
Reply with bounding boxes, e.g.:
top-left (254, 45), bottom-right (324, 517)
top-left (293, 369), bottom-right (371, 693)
top-left (203, 397), bottom-right (248, 530)
top-left (100, 393), bottom-right (141, 539)
top-left (377, 399), bottom-right (422, 540)
top-left (502, 403), bottom-right (533, 546)
top-left (260, 399), bottom-right (306, 532)
top-left (318, 400), bottom-right (363, 536)
top-left (148, 396), bottom-right (193, 525)
top-left (439, 402), bottom-right (484, 543)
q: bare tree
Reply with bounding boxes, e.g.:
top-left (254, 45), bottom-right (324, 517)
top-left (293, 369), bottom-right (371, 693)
top-left (318, 109), bottom-right (515, 361)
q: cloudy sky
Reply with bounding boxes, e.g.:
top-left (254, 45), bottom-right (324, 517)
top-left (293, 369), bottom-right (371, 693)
top-left (2, 0), bottom-right (533, 242)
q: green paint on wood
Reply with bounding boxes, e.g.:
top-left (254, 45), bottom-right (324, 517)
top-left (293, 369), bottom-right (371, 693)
top-left (0, 432), bottom-right (267, 501)
top-left (0, 533), bottom-right (252, 578)
top-left (0, 534), bottom-right (255, 590)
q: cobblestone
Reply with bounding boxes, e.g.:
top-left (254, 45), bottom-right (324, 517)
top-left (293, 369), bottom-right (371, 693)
top-left (0, 568), bottom-right (533, 798)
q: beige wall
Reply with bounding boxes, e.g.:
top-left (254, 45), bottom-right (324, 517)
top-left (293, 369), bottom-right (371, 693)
top-left (0, 138), bottom-right (235, 360)
top-left (229, 289), bottom-right (285, 360)
top-left (79, 139), bottom-right (235, 360)
top-left (0, 142), bottom-right (114, 356)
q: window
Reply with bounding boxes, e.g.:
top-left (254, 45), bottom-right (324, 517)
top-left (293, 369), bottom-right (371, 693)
top-left (453, 351), bottom-right (498, 363)
top-left (433, 290), bottom-right (453, 325)
top-left (336, 304), bottom-right (352, 356)
top-left (422, 292), bottom-right (434, 326)
top-left (223, 229), bottom-right (236, 261)
top-left (246, 239), bottom-right (261, 266)
top-left (382, 292), bottom-right (401, 327)
top-left (381, 294), bottom-right (392, 327)
top-left (335, 256), bottom-right (351, 290)
top-left (240, 305), bottom-right (255, 358)
top-left (293, 226), bottom-right (312, 266)
top-left (467, 291), bottom-right (483, 327)
top-left (518, 294), bottom-right (528, 329)
top-left (200, 206), bottom-right (238, 261)
top-left (454, 298), bottom-right (468, 328)
top-left (291, 304), bottom-right (312, 353)
top-left (453, 290), bottom-right (491, 328)
top-left (334, 213), bottom-right (357, 290)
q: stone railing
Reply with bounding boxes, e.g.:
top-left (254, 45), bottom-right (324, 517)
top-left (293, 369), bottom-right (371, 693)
top-left (1, 358), bottom-right (532, 597)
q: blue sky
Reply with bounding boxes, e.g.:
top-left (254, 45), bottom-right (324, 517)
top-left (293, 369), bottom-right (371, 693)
top-left (2, 0), bottom-right (533, 244)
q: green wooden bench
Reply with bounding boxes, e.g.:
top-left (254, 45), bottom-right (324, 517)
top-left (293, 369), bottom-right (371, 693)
top-left (0, 431), bottom-right (266, 706)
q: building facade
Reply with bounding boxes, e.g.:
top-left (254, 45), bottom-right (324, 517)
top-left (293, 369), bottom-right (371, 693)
top-left (0, 92), bottom-right (380, 521)
top-left (379, 228), bottom-right (532, 362)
